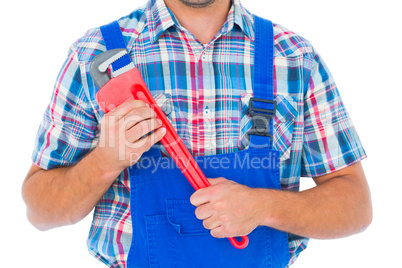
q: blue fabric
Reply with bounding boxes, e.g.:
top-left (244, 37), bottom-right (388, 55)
top-left (99, 15), bottom-right (289, 268)
top-left (128, 148), bottom-right (289, 267)
top-left (253, 17), bottom-right (274, 102)
top-left (250, 16), bottom-right (275, 149)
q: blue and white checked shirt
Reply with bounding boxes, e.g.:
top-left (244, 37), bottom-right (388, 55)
top-left (32, 0), bottom-right (367, 266)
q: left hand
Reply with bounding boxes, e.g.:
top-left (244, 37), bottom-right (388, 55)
top-left (190, 177), bottom-right (263, 238)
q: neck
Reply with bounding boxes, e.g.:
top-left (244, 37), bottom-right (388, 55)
top-left (164, 0), bottom-right (231, 44)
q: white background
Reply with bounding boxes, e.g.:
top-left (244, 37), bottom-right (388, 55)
top-left (1, 0), bottom-right (401, 267)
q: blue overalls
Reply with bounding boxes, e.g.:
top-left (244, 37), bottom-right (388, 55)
top-left (98, 15), bottom-right (290, 268)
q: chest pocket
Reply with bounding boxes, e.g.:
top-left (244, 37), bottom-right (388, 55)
top-left (153, 93), bottom-right (173, 115)
top-left (240, 93), bottom-right (298, 161)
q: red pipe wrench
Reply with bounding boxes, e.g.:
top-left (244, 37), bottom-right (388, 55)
top-left (90, 48), bottom-right (249, 249)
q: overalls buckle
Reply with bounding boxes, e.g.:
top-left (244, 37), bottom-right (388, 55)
top-left (248, 97), bottom-right (277, 140)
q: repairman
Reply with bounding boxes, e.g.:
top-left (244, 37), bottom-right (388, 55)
top-left (22, 0), bottom-right (372, 267)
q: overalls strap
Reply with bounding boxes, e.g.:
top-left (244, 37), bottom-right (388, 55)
top-left (249, 16), bottom-right (276, 149)
top-left (100, 21), bottom-right (132, 75)
top-left (253, 16), bottom-right (274, 102)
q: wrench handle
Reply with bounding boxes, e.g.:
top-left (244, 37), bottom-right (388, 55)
top-left (229, 237), bottom-right (249, 249)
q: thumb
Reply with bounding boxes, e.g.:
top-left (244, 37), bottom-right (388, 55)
top-left (207, 177), bottom-right (227, 185)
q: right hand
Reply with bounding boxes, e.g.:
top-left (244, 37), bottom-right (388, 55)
top-left (93, 100), bottom-right (166, 175)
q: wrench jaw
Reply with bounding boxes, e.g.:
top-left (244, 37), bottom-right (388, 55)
top-left (90, 48), bottom-right (132, 89)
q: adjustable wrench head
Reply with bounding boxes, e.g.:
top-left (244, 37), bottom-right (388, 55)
top-left (90, 48), bottom-right (129, 89)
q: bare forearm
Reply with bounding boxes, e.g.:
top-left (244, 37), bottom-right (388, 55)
top-left (191, 162), bottom-right (372, 240)
top-left (258, 173), bottom-right (372, 239)
top-left (23, 100), bottom-right (166, 231)
top-left (22, 148), bottom-right (122, 231)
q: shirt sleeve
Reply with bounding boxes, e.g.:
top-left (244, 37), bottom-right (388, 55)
top-left (301, 52), bottom-right (367, 177)
top-left (32, 45), bottom-right (99, 170)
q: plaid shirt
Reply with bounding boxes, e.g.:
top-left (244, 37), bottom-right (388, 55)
top-left (32, 0), bottom-right (366, 266)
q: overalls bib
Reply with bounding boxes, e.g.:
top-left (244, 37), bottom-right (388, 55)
top-left (98, 15), bottom-right (290, 268)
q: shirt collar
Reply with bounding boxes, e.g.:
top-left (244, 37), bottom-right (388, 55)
top-left (232, 0), bottom-right (255, 40)
top-left (146, 0), bottom-right (176, 43)
top-left (146, 0), bottom-right (255, 43)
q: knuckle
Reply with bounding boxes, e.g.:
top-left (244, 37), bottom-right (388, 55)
top-left (148, 106), bottom-right (157, 115)
top-left (148, 118), bottom-right (160, 131)
top-left (208, 186), bottom-right (218, 196)
top-left (194, 207), bottom-right (200, 218)
top-left (151, 130), bottom-right (164, 144)
top-left (214, 184), bottom-right (224, 194)
top-left (210, 229), bottom-right (218, 238)
top-left (211, 229), bottom-right (224, 238)
top-left (227, 227), bottom-right (238, 238)
top-left (156, 129), bottom-right (166, 141)
top-left (219, 214), bottom-right (230, 223)
top-left (126, 108), bottom-right (151, 123)
top-left (145, 134), bottom-right (157, 147)
top-left (132, 109), bottom-right (148, 121)
top-left (136, 120), bottom-right (151, 134)
top-left (137, 138), bottom-right (151, 152)
top-left (142, 134), bottom-right (158, 150)
top-left (220, 225), bottom-right (230, 236)
top-left (140, 107), bottom-right (155, 117)
top-left (190, 195), bottom-right (197, 206)
top-left (120, 101), bottom-right (131, 109)
top-left (124, 115), bottom-right (141, 128)
top-left (112, 101), bottom-right (131, 114)
top-left (130, 99), bottom-right (147, 107)
top-left (213, 201), bottom-right (226, 211)
top-left (153, 118), bottom-right (162, 128)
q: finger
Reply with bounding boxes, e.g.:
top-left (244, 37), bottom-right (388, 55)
top-left (107, 100), bottom-right (147, 117)
top-left (125, 118), bottom-right (162, 143)
top-left (190, 188), bottom-right (210, 207)
top-left (195, 204), bottom-right (213, 220)
top-left (202, 216), bottom-right (221, 230)
top-left (122, 107), bottom-right (158, 130)
top-left (210, 226), bottom-right (226, 238)
top-left (129, 127), bottom-right (166, 153)
top-left (207, 177), bottom-right (227, 185)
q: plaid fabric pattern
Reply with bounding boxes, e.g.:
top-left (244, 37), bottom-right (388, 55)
top-left (31, 0), bottom-right (366, 266)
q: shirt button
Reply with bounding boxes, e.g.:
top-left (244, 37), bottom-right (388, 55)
top-left (201, 55), bottom-right (207, 61)
top-left (203, 108), bottom-right (210, 116)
